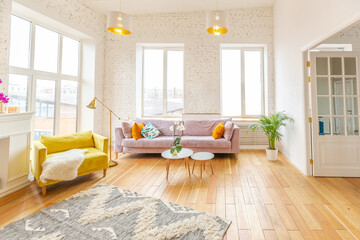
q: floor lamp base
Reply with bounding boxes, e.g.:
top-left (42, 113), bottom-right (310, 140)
top-left (109, 159), bottom-right (118, 167)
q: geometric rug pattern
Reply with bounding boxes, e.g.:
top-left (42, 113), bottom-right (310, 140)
top-left (0, 184), bottom-right (231, 239)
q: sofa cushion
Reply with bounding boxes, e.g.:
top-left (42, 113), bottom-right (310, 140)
top-left (141, 122), bottom-right (161, 139)
top-left (183, 119), bottom-right (232, 136)
top-left (40, 131), bottom-right (94, 154)
top-left (136, 118), bottom-right (183, 136)
top-left (223, 121), bottom-right (235, 141)
top-left (121, 120), bottom-right (134, 138)
top-left (132, 122), bottom-right (145, 140)
top-left (212, 122), bottom-right (225, 139)
top-left (122, 136), bottom-right (174, 148)
top-left (181, 136), bottom-right (231, 149)
top-left (47, 147), bottom-right (108, 173)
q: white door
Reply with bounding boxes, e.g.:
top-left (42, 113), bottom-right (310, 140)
top-left (311, 52), bottom-right (360, 177)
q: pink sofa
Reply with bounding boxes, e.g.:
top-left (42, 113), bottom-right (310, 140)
top-left (114, 118), bottom-right (240, 158)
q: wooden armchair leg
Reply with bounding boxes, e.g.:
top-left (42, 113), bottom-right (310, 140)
top-left (103, 168), bottom-right (107, 177)
top-left (42, 186), bottom-right (46, 196)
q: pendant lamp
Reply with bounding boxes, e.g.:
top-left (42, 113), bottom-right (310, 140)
top-left (107, 0), bottom-right (132, 35)
top-left (207, 0), bottom-right (228, 36)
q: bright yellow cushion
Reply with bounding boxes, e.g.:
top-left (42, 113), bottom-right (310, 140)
top-left (132, 123), bottom-right (144, 140)
top-left (40, 131), bottom-right (95, 154)
top-left (212, 122), bottom-right (225, 139)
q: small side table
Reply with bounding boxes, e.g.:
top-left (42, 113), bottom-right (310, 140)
top-left (191, 152), bottom-right (215, 178)
top-left (161, 148), bottom-right (193, 181)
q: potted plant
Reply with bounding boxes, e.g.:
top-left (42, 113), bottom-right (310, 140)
top-left (248, 111), bottom-right (293, 161)
top-left (169, 121), bottom-right (185, 155)
top-left (0, 78), bottom-right (9, 114)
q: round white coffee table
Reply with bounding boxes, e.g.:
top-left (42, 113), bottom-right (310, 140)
top-left (161, 148), bottom-right (193, 181)
top-left (191, 152), bottom-right (215, 178)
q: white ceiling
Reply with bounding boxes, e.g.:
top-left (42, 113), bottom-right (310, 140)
top-left (83, 0), bottom-right (276, 15)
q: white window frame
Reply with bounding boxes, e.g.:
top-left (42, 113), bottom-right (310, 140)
top-left (9, 13), bottom-right (82, 137)
top-left (220, 46), bottom-right (265, 118)
top-left (141, 47), bottom-right (184, 118)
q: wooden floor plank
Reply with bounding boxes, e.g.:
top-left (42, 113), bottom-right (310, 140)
top-left (1, 150), bottom-right (360, 240)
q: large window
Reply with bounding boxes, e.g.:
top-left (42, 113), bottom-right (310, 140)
top-left (221, 47), bottom-right (264, 117)
top-left (9, 14), bottom-right (81, 140)
top-left (142, 48), bottom-right (184, 117)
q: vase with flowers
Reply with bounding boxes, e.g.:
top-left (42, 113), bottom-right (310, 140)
top-left (0, 79), bottom-right (9, 114)
top-left (169, 121), bottom-right (185, 155)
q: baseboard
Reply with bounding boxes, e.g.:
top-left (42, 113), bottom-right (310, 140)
top-left (0, 176), bottom-right (30, 198)
top-left (240, 145), bottom-right (267, 149)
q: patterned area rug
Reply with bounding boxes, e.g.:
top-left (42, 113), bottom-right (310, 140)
top-left (0, 184), bottom-right (231, 240)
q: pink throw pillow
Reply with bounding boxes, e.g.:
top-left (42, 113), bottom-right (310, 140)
top-left (223, 121), bottom-right (234, 140)
top-left (121, 120), bottom-right (134, 138)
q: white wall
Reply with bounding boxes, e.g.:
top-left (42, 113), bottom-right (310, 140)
top-left (103, 8), bottom-right (275, 139)
top-left (0, 0), bottom-right (106, 134)
top-left (274, 0), bottom-right (360, 174)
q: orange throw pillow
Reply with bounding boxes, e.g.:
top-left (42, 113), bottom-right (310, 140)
top-left (132, 122), bottom-right (145, 140)
top-left (212, 122), bottom-right (225, 139)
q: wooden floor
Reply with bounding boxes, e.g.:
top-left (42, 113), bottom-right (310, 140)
top-left (1, 150), bottom-right (360, 240)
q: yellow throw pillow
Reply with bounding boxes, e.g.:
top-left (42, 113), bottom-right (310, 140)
top-left (132, 122), bottom-right (145, 140)
top-left (212, 122), bottom-right (225, 139)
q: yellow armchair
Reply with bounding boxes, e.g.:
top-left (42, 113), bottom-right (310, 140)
top-left (31, 131), bottom-right (109, 195)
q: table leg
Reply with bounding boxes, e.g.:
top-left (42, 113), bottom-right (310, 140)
top-left (192, 161), bottom-right (196, 173)
top-left (186, 157), bottom-right (191, 177)
top-left (200, 162), bottom-right (203, 179)
top-left (184, 159), bottom-right (187, 169)
top-left (210, 160), bottom-right (214, 175)
top-left (166, 159), bottom-right (170, 181)
top-left (204, 162), bottom-right (206, 170)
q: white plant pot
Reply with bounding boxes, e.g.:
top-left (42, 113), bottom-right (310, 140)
top-left (266, 148), bottom-right (278, 161)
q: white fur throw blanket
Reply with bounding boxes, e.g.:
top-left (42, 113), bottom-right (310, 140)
top-left (40, 149), bottom-right (88, 183)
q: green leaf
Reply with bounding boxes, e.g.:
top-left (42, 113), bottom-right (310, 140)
top-left (174, 137), bottom-right (181, 146)
top-left (247, 111), bottom-right (293, 149)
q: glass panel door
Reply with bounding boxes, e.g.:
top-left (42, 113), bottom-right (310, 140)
top-left (315, 56), bottom-right (359, 136)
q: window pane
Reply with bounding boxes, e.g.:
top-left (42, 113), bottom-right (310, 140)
top-left (8, 74), bottom-right (29, 113)
top-left (331, 77), bottom-right (343, 95)
top-left (316, 57), bottom-right (328, 75)
top-left (35, 80), bottom-right (55, 140)
top-left (332, 97), bottom-right (344, 115)
top-left (166, 51), bottom-right (183, 116)
top-left (34, 25), bottom-right (59, 73)
top-left (62, 36), bottom-right (79, 76)
top-left (244, 50), bottom-right (262, 115)
top-left (221, 49), bottom-right (241, 116)
top-left (333, 117), bottom-right (345, 135)
top-left (318, 116), bottom-right (331, 135)
top-left (318, 97), bottom-right (330, 115)
top-left (143, 49), bottom-right (163, 116)
top-left (59, 80), bottom-right (78, 135)
top-left (317, 77), bottom-right (329, 95)
top-left (330, 57), bottom-right (342, 75)
top-left (347, 117), bottom-right (359, 136)
top-left (9, 15), bottom-right (31, 68)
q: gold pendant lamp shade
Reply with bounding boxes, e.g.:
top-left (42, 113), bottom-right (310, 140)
top-left (207, 11), bottom-right (228, 36)
top-left (107, 11), bottom-right (132, 35)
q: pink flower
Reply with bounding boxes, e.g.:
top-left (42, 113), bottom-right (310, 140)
top-left (0, 79), bottom-right (2, 84)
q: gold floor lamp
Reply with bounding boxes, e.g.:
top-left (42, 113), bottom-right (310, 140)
top-left (86, 97), bottom-right (120, 167)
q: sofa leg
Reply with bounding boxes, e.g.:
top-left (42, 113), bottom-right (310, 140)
top-left (115, 153), bottom-right (118, 159)
top-left (234, 153), bottom-right (239, 160)
top-left (103, 169), bottom-right (107, 177)
top-left (42, 186), bottom-right (46, 196)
